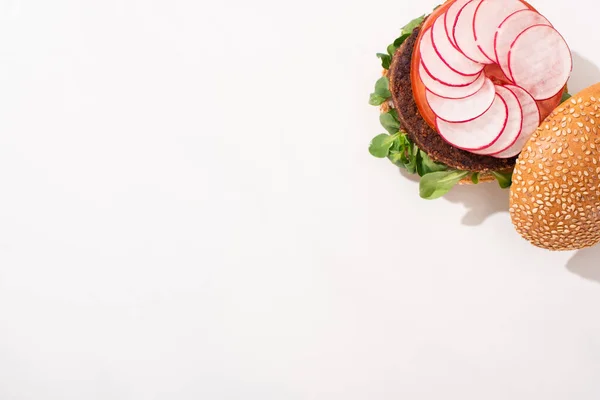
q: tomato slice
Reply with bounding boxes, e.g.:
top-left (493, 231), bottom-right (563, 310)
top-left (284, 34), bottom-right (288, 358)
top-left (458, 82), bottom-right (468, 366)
top-left (410, 0), bottom-right (564, 131)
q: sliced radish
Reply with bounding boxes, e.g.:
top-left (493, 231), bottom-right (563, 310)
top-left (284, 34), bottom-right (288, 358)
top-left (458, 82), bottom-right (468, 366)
top-left (508, 25), bottom-right (572, 100)
top-left (444, 0), bottom-right (471, 48)
top-left (431, 13), bottom-right (484, 76)
top-left (426, 77), bottom-right (494, 122)
top-left (436, 93), bottom-right (508, 150)
top-left (420, 27), bottom-right (481, 87)
top-left (453, 0), bottom-right (493, 64)
top-left (494, 10), bottom-right (551, 80)
top-left (419, 62), bottom-right (486, 99)
top-left (472, 86), bottom-right (522, 155)
top-left (473, 0), bottom-right (528, 63)
top-left (493, 85), bottom-right (540, 158)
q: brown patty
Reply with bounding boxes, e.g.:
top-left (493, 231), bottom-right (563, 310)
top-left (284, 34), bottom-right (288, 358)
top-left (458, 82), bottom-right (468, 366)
top-left (388, 25), bottom-right (517, 172)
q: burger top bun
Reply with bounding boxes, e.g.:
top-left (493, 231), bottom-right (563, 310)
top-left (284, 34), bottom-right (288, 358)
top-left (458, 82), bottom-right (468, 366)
top-left (510, 83), bottom-right (600, 251)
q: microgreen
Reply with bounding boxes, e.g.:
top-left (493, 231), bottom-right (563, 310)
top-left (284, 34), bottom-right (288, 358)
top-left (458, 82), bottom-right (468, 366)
top-left (401, 15), bottom-right (425, 36)
top-left (369, 76), bottom-right (392, 106)
top-left (419, 170), bottom-right (470, 200)
top-left (379, 111), bottom-right (401, 134)
top-left (369, 133), bottom-right (401, 158)
top-left (369, 94), bottom-right (387, 106)
top-left (417, 150), bottom-right (447, 176)
top-left (376, 53), bottom-right (392, 69)
top-left (376, 15), bottom-right (425, 69)
top-left (491, 171), bottom-right (513, 189)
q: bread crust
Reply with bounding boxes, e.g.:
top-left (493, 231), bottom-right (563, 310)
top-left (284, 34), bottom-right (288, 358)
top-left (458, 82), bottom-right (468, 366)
top-left (509, 83), bottom-right (600, 250)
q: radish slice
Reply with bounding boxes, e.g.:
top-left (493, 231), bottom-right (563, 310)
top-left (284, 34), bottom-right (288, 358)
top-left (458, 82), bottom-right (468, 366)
top-left (473, 0), bottom-right (528, 63)
top-left (426, 77), bottom-right (495, 122)
top-left (431, 13), bottom-right (484, 76)
top-left (494, 9), bottom-right (551, 81)
top-left (508, 25), bottom-right (572, 100)
top-left (493, 85), bottom-right (540, 158)
top-left (436, 93), bottom-right (508, 150)
top-left (420, 28), bottom-right (481, 87)
top-left (419, 62), bottom-right (486, 99)
top-left (453, 0), bottom-right (493, 64)
top-left (472, 86), bottom-right (522, 155)
top-left (445, 0), bottom-right (471, 48)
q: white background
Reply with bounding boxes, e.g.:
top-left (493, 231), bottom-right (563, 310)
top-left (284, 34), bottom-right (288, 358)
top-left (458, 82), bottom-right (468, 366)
top-left (0, 0), bottom-right (598, 398)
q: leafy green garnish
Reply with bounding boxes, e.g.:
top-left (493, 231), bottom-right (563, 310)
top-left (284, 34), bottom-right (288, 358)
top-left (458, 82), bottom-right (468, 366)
top-left (388, 149), bottom-right (404, 165)
top-left (379, 112), bottom-right (401, 134)
top-left (387, 33), bottom-right (411, 57)
top-left (491, 171), bottom-right (513, 189)
top-left (417, 150), bottom-right (447, 176)
top-left (369, 133), bottom-right (400, 158)
top-left (376, 16), bottom-right (425, 69)
top-left (374, 76), bottom-right (391, 98)
top-left (369, 94), bottom-right (387, 106)
top-left (369, 76), bottom-right (392, 106)
top-left (471, 172), bottom-right (480, 185)
top-left (419, 170), bottom-right (470, 200)
top-left (401, 16), bottom-right (425, 36)
top-left (393, 34), bottom-right (411, 48)
top-left (403, 142), bottom-right (418, 174)
top-left (561, 91), bottom-right (572, 103)
top-left (388, 135), bottom-right (412, 169)
top-left (376, 53), bottom-right (392, 69)
top-left (386, 43), bottom-right (397, 57)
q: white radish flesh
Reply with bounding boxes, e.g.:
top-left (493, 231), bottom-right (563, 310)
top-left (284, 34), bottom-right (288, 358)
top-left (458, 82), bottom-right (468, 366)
top-left (453, 0), bottom-right (493, 64)
top-left (444, 0), bottom-right (472, 48)
top-left (473, 0), bottom-right (528, 63)
top-left (472, 86), bottom-right (522, 155)
top-left (493, 85), bottom-right (540, 158)
top-left (508, 25), bottom-right (572, 100)
top-left (436, 94), bottom-right (508, 150)
top-left (494, 9), bottom-right (551, 81)
top-left (431, 13), bottom-right (484, 76)
top-left (420, 28), bottom-right (481, 87)
top-left (426, 77), bottom-right (495, 122)
top-left (419, 62), bottom-right (486, 99)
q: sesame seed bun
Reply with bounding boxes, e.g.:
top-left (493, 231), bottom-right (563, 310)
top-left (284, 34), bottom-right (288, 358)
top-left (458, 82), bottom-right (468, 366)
top-left (509, 83), bottom-right (600, 251)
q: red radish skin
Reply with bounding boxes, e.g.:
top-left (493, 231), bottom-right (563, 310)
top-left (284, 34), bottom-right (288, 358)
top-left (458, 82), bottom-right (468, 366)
top-left (494, 9), bottom-right (551, 81)
top-left (436, 93), bottom-right (509, 150)
top-left (445, 0), bottom-right (472, 48)
top-left (508, 25), bottom-right (572, 100)
top-left (473, 0), bottom-right (528, 63)
top-left (409, 0), bottom-right (565, 135)
top-left (431, 13), bottom-right (483, 76)
top-left (493, 85), bottom-right (540, 158)
top-left (426, 77), bottom-right (495, 122)
top-left (419, 62), bottom-right (486, 99)
top-left (453, 0), bottom-right (493, 64)
top-left (472, 86), bottom-right (523, 155)
top-left (420, 27), bottom-right (481, 87)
